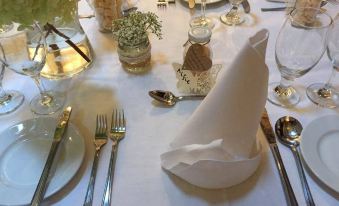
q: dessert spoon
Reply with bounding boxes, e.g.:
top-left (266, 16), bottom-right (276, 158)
top-left (148, 90), bottom-right (204, 106)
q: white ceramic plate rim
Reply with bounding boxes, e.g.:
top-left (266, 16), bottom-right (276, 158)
top-left (0, 117), bottom-right (85, 205)
top-left (300, 115), bottom-right (339, 193)
top-left (183, 0), bottom-right (222, 4)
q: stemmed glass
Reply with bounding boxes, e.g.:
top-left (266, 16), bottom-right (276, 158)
top-left (189, 0), bottom-right (215, 29)
top-left (0, 24), bottom-right (25, 115)
top-left (0, 24), bottom-right (65, 115)
top-left (220, 0), bottom-right (244, 25)
top-left (306, 14), bottom-right (339, 108)
top-left (268, 8), bottom-right (333, 107)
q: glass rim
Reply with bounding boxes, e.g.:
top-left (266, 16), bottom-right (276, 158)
top-left (288, 7), bottom-right (333, 30)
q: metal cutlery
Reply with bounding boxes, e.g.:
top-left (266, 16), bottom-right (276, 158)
top-left (276, 117), bottom-right (315, 206)
top-left (260, 109), bottom-right (298, 206)
top-left (83, 115), bottom-right (108, 206)
top-left (157, 0), bottom-right (168, 8)
top-left (157, 0), bottom-right (175, 8)
top-left (31, 106), bottom-right (72, 206)
top-left (149, 90), bottom-right (205, 106)
top-left (101, 109), bottom-right (126, 206)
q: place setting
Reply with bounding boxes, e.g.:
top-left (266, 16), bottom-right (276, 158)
top-left (0, 0), bottom-right (339, 205)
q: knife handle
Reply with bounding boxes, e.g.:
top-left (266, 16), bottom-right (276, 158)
top-left (270, 144), bottom-right (299, 206)
top-left (31, 141), bottom-right (60, 206)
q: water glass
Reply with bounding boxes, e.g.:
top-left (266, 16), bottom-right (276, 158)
top-left (268, 8), bottom-right (333, 107)
top-left (307, 14), bottom-right (339, 108)
top-left (0, 24), bottom-right (65, 115)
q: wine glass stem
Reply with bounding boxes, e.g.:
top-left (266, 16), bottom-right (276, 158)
top-left (32, 76), bottom-right (52, 106)
top-left (324, 66), bottom-right (337, 89)
top-left (201, 0), bottom-right (206, 20)
top-left (280, 76), bottom-right (293, 88)
top-left (275, 77), bottom-right (294, 97)
top-left (0, 64), bottom-right (10, 103)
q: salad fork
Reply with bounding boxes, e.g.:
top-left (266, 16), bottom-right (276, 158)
top-left (102, 109), bottom-right (126, 206)
top-left (83, 115), bottom-right (108, 206)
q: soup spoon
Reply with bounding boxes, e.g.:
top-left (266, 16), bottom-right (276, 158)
top-left (275, 116), bottom-right (315, 206)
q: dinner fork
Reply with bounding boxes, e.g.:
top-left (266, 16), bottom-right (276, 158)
top-left (83, 115), bottom-right (108, 206)
top-left (101, 109), bottom-right (126, 206)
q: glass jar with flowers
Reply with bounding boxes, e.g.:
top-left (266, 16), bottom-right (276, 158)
top-left (112, 11), bottom-right (162, 74)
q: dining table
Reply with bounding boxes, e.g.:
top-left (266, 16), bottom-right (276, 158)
top-left (0, 0), bottom-right (338, 205)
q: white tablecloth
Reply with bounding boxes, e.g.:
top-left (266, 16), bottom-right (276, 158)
top-left (1, 0), bottom-right (338, 205)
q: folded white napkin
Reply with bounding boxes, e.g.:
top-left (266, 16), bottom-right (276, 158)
top-left (161, 29), bottom-right (270, 189)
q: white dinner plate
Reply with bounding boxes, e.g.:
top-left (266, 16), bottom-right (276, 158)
top-left (183, 0), bottom-right (223, 4)
top-left (0, 117), bottom-right (85, 205)
top-left (300, 115), bottom-right (339, 193)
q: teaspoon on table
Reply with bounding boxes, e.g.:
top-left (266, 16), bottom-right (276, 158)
top-left (148, 90), bottom-right (205, 106)
top-left (275, 116), bottom-right (315, 206)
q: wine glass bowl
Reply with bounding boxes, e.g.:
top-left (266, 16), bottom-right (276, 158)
top-left (268, 7), bottom-right (333, 107)
top-left (0, 24), bottom-right (25, 115)
top-left (306, 14), bottom-right (339, 108)
top-left (0, 24), bottom-right (66, 115)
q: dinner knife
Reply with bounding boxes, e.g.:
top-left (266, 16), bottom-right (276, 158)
top-left (31, 106), bottom-right (72, 206)
top-left (260, 109), bottom-right (299, 206)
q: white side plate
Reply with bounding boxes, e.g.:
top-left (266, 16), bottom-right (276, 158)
top-left (301, 115), bottom-right (339, 193)
top-left (0, 117), bottom-right (85, 205)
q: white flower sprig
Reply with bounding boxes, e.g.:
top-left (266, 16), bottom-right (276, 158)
top-left (112, 11), bottom-right (162, 47)
top-left (0, 0), bottom-right (77, 29)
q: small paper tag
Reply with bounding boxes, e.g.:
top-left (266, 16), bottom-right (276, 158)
top-left (183, 44), bottom-right (212, 72)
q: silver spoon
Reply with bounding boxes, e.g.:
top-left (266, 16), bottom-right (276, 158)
top-left (275, 116), bottom-right (315, 206)
top-left (148, 90), bottom-right (205, 106)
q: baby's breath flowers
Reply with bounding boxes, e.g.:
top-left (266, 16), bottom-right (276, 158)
top-left (112, 11), bottom-right (162, 47)
top-left (0, 0), bottom-right (77, 29)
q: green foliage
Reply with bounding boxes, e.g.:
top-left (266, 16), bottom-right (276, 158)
top-left (112, 11), bottom-right (162, 47)
top-left (0, 0), bottom-right (77, 28)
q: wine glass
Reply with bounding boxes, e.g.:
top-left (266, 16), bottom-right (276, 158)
top-left (0, 24), bottom-right (25, 115)
top-left (306, 14), bottom-right (339, 108)
top-left (189, 0), bottom-right (215, 29)
top-left (0, 24), bottom-right (66, 115)
top-left (267, 7), bottom-right (333, 107)
top-left (220, 0), bottom-right (244, 26)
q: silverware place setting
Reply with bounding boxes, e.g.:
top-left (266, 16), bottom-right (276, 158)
top-left (260, 109), bottom-right (298, 206)
top-left (102, 109), bottom-right (126, 206)
top-left (84, 115), bottom-right (108, 206)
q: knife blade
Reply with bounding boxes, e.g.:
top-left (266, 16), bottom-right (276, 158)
top-left (31, 106), bottom-right (72, 206)
top-left (260, 109), bottom-right (276, 144)
top-left (260, 108), bottom-right (298, 206)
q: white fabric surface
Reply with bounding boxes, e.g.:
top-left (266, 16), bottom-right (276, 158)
top-left (161, 29), bottom-right (269, 189)
top-left (0, 0), bottom-right (338, 205)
